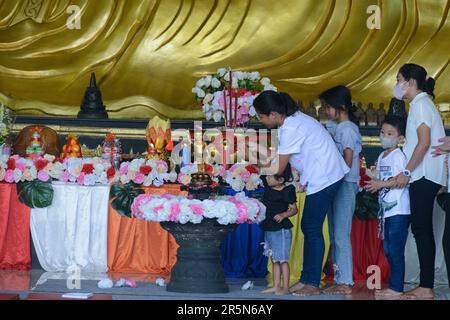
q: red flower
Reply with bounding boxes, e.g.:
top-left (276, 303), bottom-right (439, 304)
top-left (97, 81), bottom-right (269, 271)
top-left (165, 140), bottom-right (174, 151)
top-left (245, 165), bottom-right (259, 174)
top-left (6, 158), bottom-right (16, 170)
top-left (81, 164), bottom-right (94, 174)
top-left (106, 167), bottom-right (116, 180)
top-left (204, 164), bottom-right (214, 176)
top-left (35, 159), bottom-right (49, 171)
top-left (139, 165), bottom-right (153, 175)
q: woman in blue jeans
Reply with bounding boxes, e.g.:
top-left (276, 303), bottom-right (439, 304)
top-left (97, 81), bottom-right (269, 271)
top-left (254, 91), bottom-right (349, 296)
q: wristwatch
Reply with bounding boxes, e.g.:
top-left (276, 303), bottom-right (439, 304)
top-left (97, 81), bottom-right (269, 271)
top-left (403, 169), bottom-right (411, 178)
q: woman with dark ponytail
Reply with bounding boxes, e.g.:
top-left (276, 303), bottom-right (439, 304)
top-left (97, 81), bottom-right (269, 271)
top-left (254, 91), bottom-right (349, 296)
top-left (391, 63), bottom-right (446, 299)
top-left (319, 85), bottom-right (362, 295)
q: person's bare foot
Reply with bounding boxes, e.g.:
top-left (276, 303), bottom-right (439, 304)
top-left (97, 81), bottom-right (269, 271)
top-left (322, 284), bottom-right (353, 295)
top-left (402, 287), bottom-right (434, 300)
top-left (262, 286), bottom-right (278, 294)
top-left (292, 284), bottom-right (321, 296)
top-left (374, 288), bottom-right (403, 299)
top-left (275, 288), bottom-right (290, 295)
top-left (289, 282), bottom-right (305, 293)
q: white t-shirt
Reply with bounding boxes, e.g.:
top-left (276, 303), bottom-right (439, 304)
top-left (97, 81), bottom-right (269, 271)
top-left (403, 92), bottom-right (446, 186)
top-left (277, 111), bottom-right (349, 195)
top-left (376, 148), bottom-right (410, 218)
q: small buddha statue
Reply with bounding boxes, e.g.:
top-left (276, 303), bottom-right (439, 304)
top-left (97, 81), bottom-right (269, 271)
top-left (366, 102), bottom-right (377, 126)
top-left (306, 102), bottom-right (318, 119)
top-left (377, 102), bottom-right (386, 126)
top-left (354, 102), bottom-right (366, 126)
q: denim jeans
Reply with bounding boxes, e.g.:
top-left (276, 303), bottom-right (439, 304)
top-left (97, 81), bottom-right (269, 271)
top-left (300, 179), bottom-right (343, 287)
top-left (328, 181), bottom-right (359, 285)
top-left (383, 214), bottom-right (410, 292)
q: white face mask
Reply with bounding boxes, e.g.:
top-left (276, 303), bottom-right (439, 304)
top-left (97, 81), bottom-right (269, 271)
top-left (380, 135), bottom-right (398, 149)
top-left (392, 81), bottom-right (409, 100)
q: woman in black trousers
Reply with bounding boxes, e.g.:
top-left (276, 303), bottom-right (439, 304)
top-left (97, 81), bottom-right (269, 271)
top-left (392, 64), bottom-right (446, 299)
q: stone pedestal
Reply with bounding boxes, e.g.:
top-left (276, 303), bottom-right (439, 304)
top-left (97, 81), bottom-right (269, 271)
top-left (161, 219), bottom-right (237, 293)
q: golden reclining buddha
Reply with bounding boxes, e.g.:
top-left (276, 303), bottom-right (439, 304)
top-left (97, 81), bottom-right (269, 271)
top-left (0, 0), bottom-right (449, 119)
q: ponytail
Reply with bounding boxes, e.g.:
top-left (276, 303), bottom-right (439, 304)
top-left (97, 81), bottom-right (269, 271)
top-left (426, 77), bottom-right (436, 99)
top-left (348, 104), bottom-right (359, 126)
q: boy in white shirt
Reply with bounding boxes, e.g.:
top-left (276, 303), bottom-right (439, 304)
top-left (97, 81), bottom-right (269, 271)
top-left (365, 116), bottom-right (410, 298)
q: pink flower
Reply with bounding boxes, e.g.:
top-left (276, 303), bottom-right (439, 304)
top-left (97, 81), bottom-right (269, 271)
top-left (37, 170), bottom-right (50, 182)
top-left (189, 204), bottom-right (204, 216)
top-left (134, 172), bottom-right (145, 184)
top-left (11, 155), bottom-right (20, 160)
top-left (77, 172), bottom-right (85, 185)
top-left (169, 202), bottom-right (181, 221)
top-left (239, 170), bottom-right (251, 181)
top-left (131, 194), bottom-right (153, 218)
top-left (16, 162), bottom-right (26, 172)
top-left (154, 204), bottom-right (164, 213)
top-left (61, 170), bottom-right (70, 182)
top-left (119, 164), bottom-right (129, 175)
top-left (5, 169), bottom-right (14, 183)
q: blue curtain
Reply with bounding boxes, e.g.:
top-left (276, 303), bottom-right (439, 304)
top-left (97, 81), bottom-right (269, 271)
top-left (220, 187), bottom-right (268, 278)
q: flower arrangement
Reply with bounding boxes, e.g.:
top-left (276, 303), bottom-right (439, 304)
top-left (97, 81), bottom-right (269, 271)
top-left (219, 163), bottom-right (262, 192)
top-left (0, 154), bottom-right (177, 187)
top-left (131, 192), bottom-right (266, 225)
top-left (192, 68), bottom-right (277, 125)
top-left (118, 158), bottom-right (177, 186)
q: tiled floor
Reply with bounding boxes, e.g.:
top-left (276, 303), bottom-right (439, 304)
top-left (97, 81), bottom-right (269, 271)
top-left (0, 269), bottom-right (448, 300)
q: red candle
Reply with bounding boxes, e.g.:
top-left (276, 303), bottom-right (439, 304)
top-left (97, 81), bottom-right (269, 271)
top-left (223, 87), bottom-right (228, 127)
top-left (228, 70), bottom-right (232, 128)
top-left (234, 88), bottom-right (238, 128)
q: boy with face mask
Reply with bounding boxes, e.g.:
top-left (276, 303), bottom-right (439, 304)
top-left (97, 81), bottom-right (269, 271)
top-left (365, 116), bottom-right (411, 299)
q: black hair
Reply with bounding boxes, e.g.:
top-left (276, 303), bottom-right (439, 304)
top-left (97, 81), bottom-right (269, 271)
top-left (399, 63), bottom-right (435, 99)
top-left (381, 115), bottom-right (406, 136)
top-left (274, 162), bottom-right (293, 184)
top-left (319, 85), bottom-right (358, 125)
top-left (253, 91), bottom-right (299, 117)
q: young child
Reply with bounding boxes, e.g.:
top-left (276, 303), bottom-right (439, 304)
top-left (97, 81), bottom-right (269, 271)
top-left (260, 163), bottom-right (298, 295)
top-left (365, 116), bottom-right (410, 298)
top-left (320, 86), bottom-right (362, 295)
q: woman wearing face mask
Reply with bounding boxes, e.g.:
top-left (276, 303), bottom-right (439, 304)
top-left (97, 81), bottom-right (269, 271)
top-left (253, 91), bottom-right (349, 296)
top-left (392, 63), bottom-right (446, 299)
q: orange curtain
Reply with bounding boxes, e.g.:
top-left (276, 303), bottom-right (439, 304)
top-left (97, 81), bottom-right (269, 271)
top-left (0, 183), bottom-right (31, 270)
top-left (107, 184), bottom-right (186, 275)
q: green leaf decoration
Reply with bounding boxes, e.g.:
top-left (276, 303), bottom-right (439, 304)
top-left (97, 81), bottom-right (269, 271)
top-left (110, 182), bottom-right (145, 217)
top-left (16, 180), bottom-right (54, 208)
top-left (354, 190), bottom-right (379, 220)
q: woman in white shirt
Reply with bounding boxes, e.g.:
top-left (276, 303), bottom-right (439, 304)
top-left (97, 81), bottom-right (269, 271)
top-left (253, 91), bottom-right (349, 296)
top-left (392, 63), bottom-right (446, 299)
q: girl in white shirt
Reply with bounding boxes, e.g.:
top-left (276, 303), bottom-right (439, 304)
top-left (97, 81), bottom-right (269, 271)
top-left (253, 91), bottom-right (349, 296)
top-left (391, 63), bottom-right (446, 299)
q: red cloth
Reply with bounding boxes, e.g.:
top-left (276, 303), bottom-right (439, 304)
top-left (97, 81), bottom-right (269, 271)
top-left (351, 219), bottom-right (390, 282)
top-left (325, 219), bottom-right (390, 282)
top-left (0, 183), bottom-right (31, 270)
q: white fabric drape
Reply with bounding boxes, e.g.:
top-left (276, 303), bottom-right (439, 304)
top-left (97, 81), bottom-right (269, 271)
top-left (30, 182), bottom-right (109, 272)
top-left (405, 200), bottom-right (448, 285)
